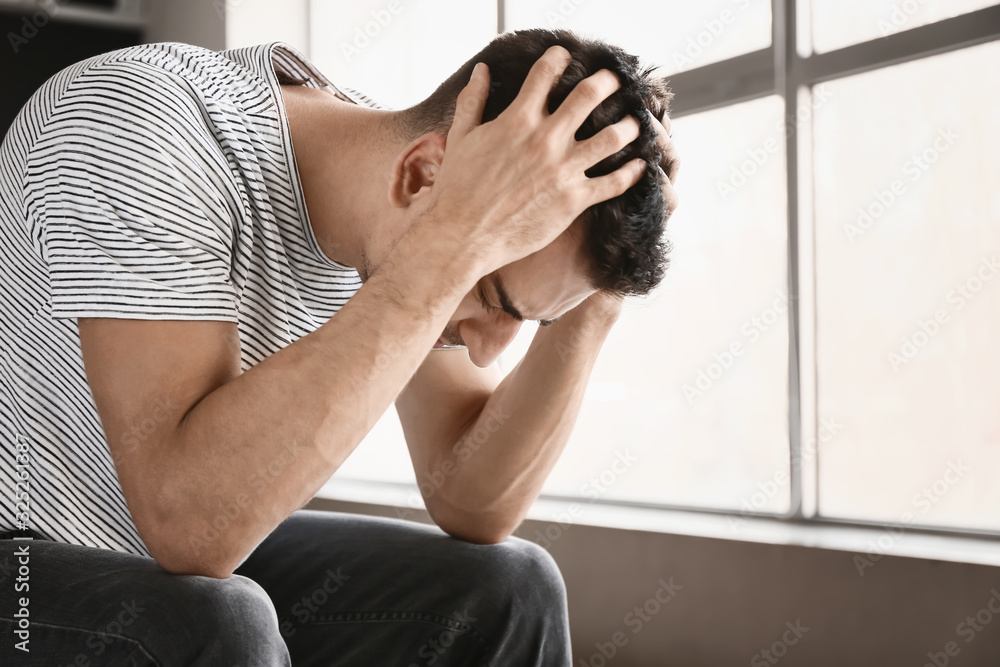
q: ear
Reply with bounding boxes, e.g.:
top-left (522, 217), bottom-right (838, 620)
top-left (388, 132), bottom-right (447, 208)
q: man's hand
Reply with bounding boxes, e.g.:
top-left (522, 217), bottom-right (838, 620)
top-left (650, 111), bottom-right (680, 213)
top-left (425, 46), bottom-right (648, 276)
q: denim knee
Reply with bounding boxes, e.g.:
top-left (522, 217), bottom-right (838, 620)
top-left (162, 574), bottom-right (290, 666)
top-left (460, 537), bottom-right (570, 665)
top-left (478, 537), bottom-right (569, 621)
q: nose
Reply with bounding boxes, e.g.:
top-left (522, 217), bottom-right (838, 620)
top-left (459, 316), bottom-right (523, 368)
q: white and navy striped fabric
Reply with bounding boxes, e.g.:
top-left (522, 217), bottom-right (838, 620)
top-left (0, 41), bottom-right (366, 555)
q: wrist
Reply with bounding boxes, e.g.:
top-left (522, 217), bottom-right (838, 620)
top-left (379, 215), bottom-right (488, 311)
top-left (566, 291), bottom-right (623, 328)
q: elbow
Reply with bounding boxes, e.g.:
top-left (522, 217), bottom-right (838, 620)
top-left (443, 527), bottom-right (511, 545)
top-left (154, 548), bottom-right (235, 579)
top-left (138, 513), bottom-right (239, 579)
top-left (427, 500), bottom-right (520, 545)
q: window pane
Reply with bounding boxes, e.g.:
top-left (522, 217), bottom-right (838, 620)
top-left (809, 0), bottom-right (996, 54)
top-left (535, 96), bottom-right (790, 512)
top-left (505, 0), bottom-right (771, 76)
top-left (813, 42), bottom-right (1000, 531)
top-left (308, 0), bottom-right (496, 109)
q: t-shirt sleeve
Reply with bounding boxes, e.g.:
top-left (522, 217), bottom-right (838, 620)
top-left (23, 60), bottom-right (241, 322)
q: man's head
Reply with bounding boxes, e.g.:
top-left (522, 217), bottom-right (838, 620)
top-left (399, 28), bottom-right (675, 297)
top-left (380, 29), bottom-right (676, 365)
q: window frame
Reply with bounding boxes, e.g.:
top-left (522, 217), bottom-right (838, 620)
top-left (502, 0), bottom-right (1000, 539)
top-left (317, 1), bottom-right (1000, 542)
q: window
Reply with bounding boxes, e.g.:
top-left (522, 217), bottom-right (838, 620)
top-left (309, 0), bottom-right (1000, 537)
top-left (807, 0), bottom-right (997, 53)
top-left (505, 0), bottom-right (772, 76)
top-left (537, 96), bottom-right (791, 513)
top-left (309, 0), bottom-right (496, 108)
top-left (813, 41), bottom-right (1000, 532)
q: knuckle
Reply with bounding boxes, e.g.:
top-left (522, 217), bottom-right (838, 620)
top-left (543, 45), bottom-right (571, 67)
top-left (610, 121), bottom-right (632, 146)
top-left (611, 169), bottom-right (631, 191)
top-left (534, 59), bottom-right (561, 82)
top-left (575, 78), bottom-right (604, 104)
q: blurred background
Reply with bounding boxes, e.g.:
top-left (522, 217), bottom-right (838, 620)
top-left (4, 0), bottom-right (998, 664)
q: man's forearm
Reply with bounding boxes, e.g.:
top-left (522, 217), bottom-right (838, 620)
top-left (423, 297), bottom-right (620, 543)
top-left (146, 223), bottom-right (484, 576)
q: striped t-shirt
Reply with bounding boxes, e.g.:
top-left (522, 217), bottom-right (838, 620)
top-left (0, 41), bottom-right (369, 555)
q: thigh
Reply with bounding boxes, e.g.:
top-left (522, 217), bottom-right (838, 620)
top-left (234, 509), bottom-right (571, 667)
top-left (0, 538), bottom-right (288, 667)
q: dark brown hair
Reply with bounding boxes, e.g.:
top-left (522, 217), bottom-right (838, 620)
top-left (400, 28), bottom-right (674, 296)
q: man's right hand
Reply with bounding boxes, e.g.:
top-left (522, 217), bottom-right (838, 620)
top-left (427, 45), bottom-right (647, 276)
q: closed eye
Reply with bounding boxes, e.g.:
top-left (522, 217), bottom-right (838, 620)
top-left (480, 276), bottom-right (560, 326)
top-left (477, 283), bottom-right (500, 314)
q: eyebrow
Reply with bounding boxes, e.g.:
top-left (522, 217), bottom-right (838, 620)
top-left (491, 274), bottom-right (523, 322)
top-left (490, 274), bottom-right (559, 327)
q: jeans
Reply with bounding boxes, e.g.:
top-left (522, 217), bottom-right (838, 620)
top-left (0, 510), bottom-right (571, 666)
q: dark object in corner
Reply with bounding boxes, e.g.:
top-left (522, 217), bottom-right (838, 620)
top-left (1, 8), bottom-right (142, 136)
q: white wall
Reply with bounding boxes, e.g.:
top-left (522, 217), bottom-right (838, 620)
top-left (144, 0), bottom-right (308, 52)
top-left (225, 0), bottom-right (308, 52)
top-left (144, 0), bottom-right (227, 50)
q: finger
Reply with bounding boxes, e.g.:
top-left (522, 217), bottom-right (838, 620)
top-left (653, 113), bottom-right (672, 141)
top-left (661, 175), bottom-right (679, 214)
top-left (508, 45), bottom-right (572, 114)
top-left (551, 69), bottom-right (622, 134)
top-left (581, 158), bottom-right (646, 208)
top-left (573, 114), bottom-right (640, 171)
top-left (649, 111), bottom-right (680, 184)
top-left (449, 62), bottom-right (491, 140)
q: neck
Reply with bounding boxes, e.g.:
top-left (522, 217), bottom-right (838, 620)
top-left (281, 85), bottom-right (407, 278)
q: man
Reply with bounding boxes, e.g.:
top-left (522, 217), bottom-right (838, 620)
top-left (0, 28), bottom-right (677, 665)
